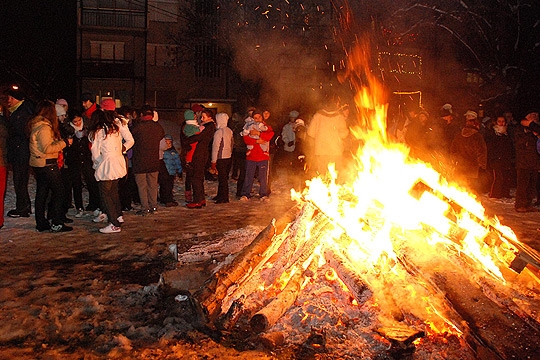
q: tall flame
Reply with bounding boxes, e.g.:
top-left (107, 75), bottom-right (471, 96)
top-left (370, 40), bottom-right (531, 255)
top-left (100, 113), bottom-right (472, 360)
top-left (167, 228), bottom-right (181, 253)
top-left (293, 39), bottom-right (520, 336)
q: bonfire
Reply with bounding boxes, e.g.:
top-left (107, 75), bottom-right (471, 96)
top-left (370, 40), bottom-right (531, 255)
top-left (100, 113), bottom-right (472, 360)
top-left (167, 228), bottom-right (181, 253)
top-left (166, 42), bottom-right (540, 359)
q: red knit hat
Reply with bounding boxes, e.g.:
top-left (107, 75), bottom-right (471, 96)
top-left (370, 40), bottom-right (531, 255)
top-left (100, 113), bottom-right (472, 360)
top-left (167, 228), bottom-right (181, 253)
top-left (101, 99), bottom-right (116, 111)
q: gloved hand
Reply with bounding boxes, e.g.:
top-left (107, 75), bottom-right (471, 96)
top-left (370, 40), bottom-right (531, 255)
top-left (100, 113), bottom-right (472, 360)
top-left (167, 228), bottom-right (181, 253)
top-left (210, 162), bottom-right (218, 175)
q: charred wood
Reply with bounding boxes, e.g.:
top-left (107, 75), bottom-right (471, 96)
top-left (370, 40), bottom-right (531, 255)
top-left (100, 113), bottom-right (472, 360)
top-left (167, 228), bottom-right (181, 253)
top-left (195, 205), bottom-right (302, 322)
top-left (215, 295), bottom-right (245, 331)
top-left (250, 255), bottom-right (320, 333)
top-left (324, 249), bottom-right (373, 305)
top-left (405, 248), bottom-right (540, 359)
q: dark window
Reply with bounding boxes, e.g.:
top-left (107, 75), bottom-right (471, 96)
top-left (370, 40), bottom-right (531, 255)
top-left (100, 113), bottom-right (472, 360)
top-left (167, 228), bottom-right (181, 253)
top-left (195, 0), bottom-right (217, 15)
top-left (194, 43), bottom-right (221, 78)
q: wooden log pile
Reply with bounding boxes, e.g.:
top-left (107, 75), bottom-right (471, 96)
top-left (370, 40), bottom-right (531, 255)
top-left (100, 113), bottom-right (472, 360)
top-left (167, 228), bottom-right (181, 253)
top-left (190, 196), bottom-right (540, 358)
top-left (194, 203), bottom-right (373, 332)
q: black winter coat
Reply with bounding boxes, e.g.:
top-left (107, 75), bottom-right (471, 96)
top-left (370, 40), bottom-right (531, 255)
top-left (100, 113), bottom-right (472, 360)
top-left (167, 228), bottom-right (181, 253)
top-left (7, 99), bottom-right (35, 164)
top-left (131, 119), bottom-right (165, 174)
top-left (514, 125), bottom-right (540, 170)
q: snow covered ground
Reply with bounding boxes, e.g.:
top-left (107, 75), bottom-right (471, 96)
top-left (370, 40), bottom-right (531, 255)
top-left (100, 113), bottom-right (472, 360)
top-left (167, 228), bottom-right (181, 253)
top-left (1, 142), bottom-right (540, 358)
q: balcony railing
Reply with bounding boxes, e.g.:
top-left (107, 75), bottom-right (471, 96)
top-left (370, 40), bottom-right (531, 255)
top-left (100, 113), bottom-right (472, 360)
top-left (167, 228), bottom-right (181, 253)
top-left (81, 9), bottom-right (146, 29)
top-left (81, 59), bottom-right (136, 78)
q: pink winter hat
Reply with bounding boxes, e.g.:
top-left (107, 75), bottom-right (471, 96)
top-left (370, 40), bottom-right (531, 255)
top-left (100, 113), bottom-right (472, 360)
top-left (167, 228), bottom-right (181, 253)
top-left (56, 98), bottom-right (68, 106)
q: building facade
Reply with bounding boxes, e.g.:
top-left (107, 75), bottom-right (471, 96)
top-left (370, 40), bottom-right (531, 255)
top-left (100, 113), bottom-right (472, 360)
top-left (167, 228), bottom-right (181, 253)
top-left (77, 0), bottom-right (147, 108)
top-left (77, 0), bottom-right (234, 121)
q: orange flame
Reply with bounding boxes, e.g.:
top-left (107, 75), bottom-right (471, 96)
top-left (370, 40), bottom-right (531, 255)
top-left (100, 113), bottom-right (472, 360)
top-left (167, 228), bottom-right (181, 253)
top-left (293, 38), bottom-right (522, 336)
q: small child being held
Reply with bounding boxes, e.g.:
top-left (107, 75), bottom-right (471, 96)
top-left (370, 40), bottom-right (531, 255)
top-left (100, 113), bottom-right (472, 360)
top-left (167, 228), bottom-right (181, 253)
top-left (183, 110), bottom-right (203, 163)
top-left (241, 116), bottom-right (269, 156)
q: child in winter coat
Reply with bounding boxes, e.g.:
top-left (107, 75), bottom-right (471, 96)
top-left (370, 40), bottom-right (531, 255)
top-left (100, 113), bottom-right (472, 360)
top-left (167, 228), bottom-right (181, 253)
top-left (183, 110), bottom-right (202, 163)
top-left (241, 116), bottom-right (269, 156)
top-left (163, 135), bottom-right (183, 177)
top-left (159, 134), bottom-right (183, 207)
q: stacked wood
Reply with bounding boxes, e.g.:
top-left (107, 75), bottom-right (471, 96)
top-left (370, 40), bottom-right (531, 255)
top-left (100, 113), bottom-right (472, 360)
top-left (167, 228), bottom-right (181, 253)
top-left (191, 196), bottom-right (540, 359)
top-left (250, 255), bottom-right (320, 333)
top-left (324, 249), bottom-right (372, 305)
top-left (402, 246), bottom-right (540, 359)
top-left (195, 204), bottom-right (302, 323)
top-left (218, 204), bottom-right (319, 314)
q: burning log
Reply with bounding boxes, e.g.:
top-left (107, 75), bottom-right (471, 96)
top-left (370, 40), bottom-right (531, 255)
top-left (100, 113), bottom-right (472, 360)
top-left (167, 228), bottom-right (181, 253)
top-left (324, 248), bottom-right (372, 305)
top-left (250, 263), bottom-right (307, 333)
top-left (217, 205), bottom-right (323, 317)
top-left (411, 180), bottom-right (540, 273)
top-left (195, 204), bottom-right (302, 322)
top-left (249, 254), bottom-right (321, 333)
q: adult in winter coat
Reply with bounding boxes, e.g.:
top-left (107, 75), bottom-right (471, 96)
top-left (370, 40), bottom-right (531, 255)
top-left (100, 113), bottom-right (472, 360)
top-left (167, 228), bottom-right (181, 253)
top-left (89, 109), bottom-right (134, 233)
top-left (4, 87), bottom-right (35, 218)
top-left (28, 100), bottom-right (72, 233)
top-left (185, 109), bottom-right (216, 208)
top-left (307, 97), bottom-right (349, 177)
top-left (130, 104), bottom-right (164, 215)
top-left (450, 111), bottom-right (487, 194)
top-left (485, 115), bottom-right (514, 198)
top-left (514, 111), bottom-right (540, 212)
top-left (65, 111), bottom-right (100, 216)
top-left (211, 112), bottom-right (233, 203)
top-left (239, 110), bottom-right (274, 201)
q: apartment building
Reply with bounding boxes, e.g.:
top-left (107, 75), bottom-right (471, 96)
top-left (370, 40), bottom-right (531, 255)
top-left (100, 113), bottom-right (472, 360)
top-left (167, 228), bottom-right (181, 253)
top-left (77, 0), bottom-right (147, 109)
top-left (77, 0), bottom-right (233, 122)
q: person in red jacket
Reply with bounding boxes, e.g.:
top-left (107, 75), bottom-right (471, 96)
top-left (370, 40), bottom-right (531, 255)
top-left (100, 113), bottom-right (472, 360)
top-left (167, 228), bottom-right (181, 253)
top-left (239, 110), bottom-right (274, 201)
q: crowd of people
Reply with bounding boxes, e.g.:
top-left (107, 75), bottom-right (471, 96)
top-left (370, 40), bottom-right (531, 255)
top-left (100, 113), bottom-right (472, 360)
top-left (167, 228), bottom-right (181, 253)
top-left (401, 103), bottom-right (540, 213)
top-left (1, 86), bottom-right (539, 234)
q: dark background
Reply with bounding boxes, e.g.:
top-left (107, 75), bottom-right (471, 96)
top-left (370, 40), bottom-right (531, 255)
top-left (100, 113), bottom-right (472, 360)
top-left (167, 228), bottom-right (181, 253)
top-left (1, 0), bottom-right (77, 103)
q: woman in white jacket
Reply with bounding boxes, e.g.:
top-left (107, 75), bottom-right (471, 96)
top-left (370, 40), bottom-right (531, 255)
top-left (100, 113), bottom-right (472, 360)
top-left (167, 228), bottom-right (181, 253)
top-left (90, 110), bottom-right (134, 233)
top-left (210, 112), bottom-right (233, 203)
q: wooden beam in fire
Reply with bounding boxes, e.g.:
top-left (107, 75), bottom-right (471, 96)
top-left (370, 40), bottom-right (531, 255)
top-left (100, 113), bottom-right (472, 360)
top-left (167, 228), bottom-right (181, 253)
top-left (409, 180), bottom-right (540, 274)
top-left (243, 209), bottom-right (335, 332)
top-left (194, 205), bottom-right (303, 323)
top-left (217, 204), bottom-right (321, 320)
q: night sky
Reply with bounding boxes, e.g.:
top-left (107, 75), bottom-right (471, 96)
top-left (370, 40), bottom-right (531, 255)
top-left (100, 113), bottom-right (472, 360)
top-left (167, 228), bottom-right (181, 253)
top-left (1, 0), bottom-right (77, 103)
top-left (1, 1), bottom-right (538, 115)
